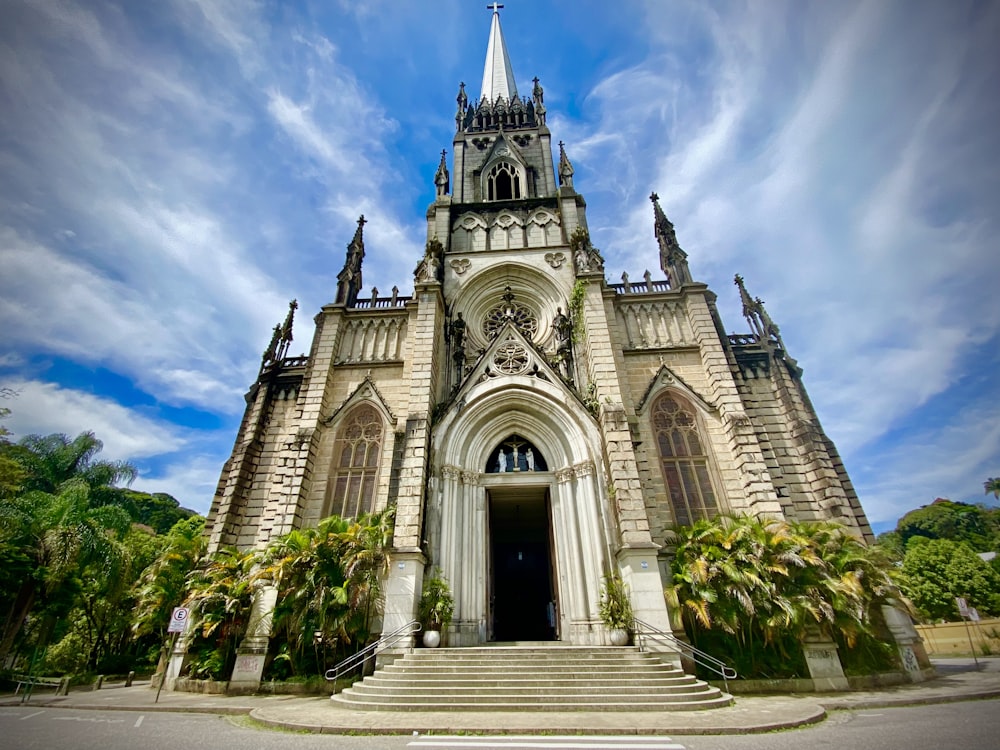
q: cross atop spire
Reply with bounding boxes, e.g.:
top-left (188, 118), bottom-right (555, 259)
top-left (481, 3), bottom-right (517, 103)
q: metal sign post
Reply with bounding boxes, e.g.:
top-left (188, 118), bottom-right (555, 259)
top-left (155, 607), bottom-right (190, 703)
top-left (955, 597), bottom-right (979, 670)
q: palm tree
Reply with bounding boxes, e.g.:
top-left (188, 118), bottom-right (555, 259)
top-left (984, 477), bottom-right (1000, 500)
top-left (0, 477), bottom-right (133, 663)
top-left (182, 547), bottom-right (256, 679)
top-left (258, 509), bottom-right (394, 677)
top-left (0, 432), bottom-right (137, 664)
top-left (335, 507), bottom-right (394, 642)
top-left (11, 432), bottom-right (135, 503)
top-left (667, 513), bottom-right (904, 678)
top-left (132, 517), bottom-right (206, 673)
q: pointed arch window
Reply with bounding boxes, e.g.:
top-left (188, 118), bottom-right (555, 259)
top-left (486, 161), bottom-right (522, 201)
top-left (486, 434), bottom-right (548, 473)
top-left (326, 404), bottom-right (383, 519)
top-left (652, 394), bottom-right (718, 526)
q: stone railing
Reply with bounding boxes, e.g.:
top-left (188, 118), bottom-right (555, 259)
top-left (609, 277), bottom-right (672, 294)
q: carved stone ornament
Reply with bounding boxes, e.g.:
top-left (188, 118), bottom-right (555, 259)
top-left (544, 252), bottom-right (566, 269)
top-left (482, 301), bottom-right (538, 341)
top-left (450, 258), bottom-right (471, 275)
top-left (492, 340), bottom-right (530, 375)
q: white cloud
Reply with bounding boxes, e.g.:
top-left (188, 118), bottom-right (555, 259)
top-left (131, 453), bottom-right (225, 516)
top-left (2, 380), bottom-right (185, 462)
top-left (854, 396), bottom-right (1000, 528)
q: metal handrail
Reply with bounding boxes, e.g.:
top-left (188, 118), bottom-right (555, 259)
top-left (632, 617), bottom-right (737, 692)
top-left (324, 619), bottom-right (422, 695)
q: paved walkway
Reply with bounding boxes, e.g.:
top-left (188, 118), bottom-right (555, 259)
top-left (3, 658), bottom-right (999, 736)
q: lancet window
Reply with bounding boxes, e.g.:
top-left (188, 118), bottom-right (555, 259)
top-left (326, 404), bottom-right (383, 519)
top-left (651, 394), bottom-right (718, 526)
top-left (485, 161), bottom-right (522, 201)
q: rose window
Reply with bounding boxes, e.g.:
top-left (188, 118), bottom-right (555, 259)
top-left (492, 341), bottom-right (529, 375)
top-left (482, 303), bottom-right (537, 341)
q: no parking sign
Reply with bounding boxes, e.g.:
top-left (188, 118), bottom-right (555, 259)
top-left (168, 606), bottom-right (190, 633)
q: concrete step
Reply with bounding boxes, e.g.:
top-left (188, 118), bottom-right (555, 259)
top-left (361, 676), bottom-right (701, 688)
top-left (345, 683), bottom-right (719, 698)
top-left (330, 694), bottom-right (735, 712)
top-left (331, 645), bottom-right (733, 713)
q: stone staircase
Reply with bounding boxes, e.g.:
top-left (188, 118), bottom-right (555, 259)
top-left (331, 645), bottom-right (733, 711)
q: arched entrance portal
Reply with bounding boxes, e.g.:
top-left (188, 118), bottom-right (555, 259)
top-left (428, 381), bottom-right (612, 647)
top-left (486, 435), bottom-right (556, 641)
top-left (488, 485), bottom-right (556, 641)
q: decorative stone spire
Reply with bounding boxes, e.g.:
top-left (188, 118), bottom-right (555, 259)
top-left (455, 81), bottom-right (468, 131)
top-left (260, 299), bottom-right (298, 370)
top-left (532, 76), bottom-right (546, 126)
top-left (558, 141), bottom-right (574, 188)
top-left (734, 275), bottom-right (796, 371)
top-left (276, 299), bottom-right (298, 360)
top-left (434, 149), bottom-right (450, 197)
top-left (650, 192), bottom-right (692, 288)
top-left (481, 3), bottom-right (518, 103)
top-left (336, 215), bottom-right (366, 307)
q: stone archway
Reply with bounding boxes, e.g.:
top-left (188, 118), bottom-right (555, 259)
top-left (428, 377), bottom-right (613, 646)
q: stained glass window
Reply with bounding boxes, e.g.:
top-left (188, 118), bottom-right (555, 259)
top-left (327, 404), bottom-right (383, 519)
top-left (652, 394), bottom-right (718, 525)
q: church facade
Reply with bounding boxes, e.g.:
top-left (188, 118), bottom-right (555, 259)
top-left (205, 9), bottom-right (872, 673)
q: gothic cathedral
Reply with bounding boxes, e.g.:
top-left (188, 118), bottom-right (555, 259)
top-left (205, 8), bottom-right (872, 680)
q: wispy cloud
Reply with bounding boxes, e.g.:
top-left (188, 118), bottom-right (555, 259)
top-left (2, 380), bottom-right (186, 460)
top-left (563, 0), bottom-right (1000, 528)
top-left (0, 1), bottom-right (995, 530)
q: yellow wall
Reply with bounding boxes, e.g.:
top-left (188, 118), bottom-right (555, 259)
top-left (915, 618), bottom-right (1000, 655)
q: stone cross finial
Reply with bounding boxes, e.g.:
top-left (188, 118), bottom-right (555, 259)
top-left (487, 2), bottom-right (504, 13)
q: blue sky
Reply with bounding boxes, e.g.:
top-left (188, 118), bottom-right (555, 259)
top-left (1, 0), bottom-right (997, 534)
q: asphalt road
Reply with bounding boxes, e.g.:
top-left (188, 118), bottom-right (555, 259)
top-left (681, 698), bottom-right (1000, 750)
top-left (2, 699), bottom-right (998, 750)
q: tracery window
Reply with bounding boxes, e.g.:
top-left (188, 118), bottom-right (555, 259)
top-left (327, 404), bottom-right (383, 519)
top-left (486, 162), bottom-right (522, 201)
top-left (482, 302), bottom-right (537, 341)
top-left (652, 394), bottom-right (718, 526)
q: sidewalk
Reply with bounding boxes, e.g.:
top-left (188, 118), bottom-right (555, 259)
top-left (3, 658), bottom-right (999, 736)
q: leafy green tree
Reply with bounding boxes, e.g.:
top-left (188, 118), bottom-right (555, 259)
top-left (0, 432), bottom-right (136, 664)
top-left (896, 500), bottom-right (993, 551)
top-left (874, 530), bottom-right (905, 562)
top-left (898, 537), bottom-right (1000, 621)
top-left (667, 514), bottom-right (902, 678)
top-left (70, 525), bottom-right (164, 672)
top-left (182, 547), bottom-right (256, 680)
top-left (0, 408), bottom-right (27, 498)
top-left (258, 508), bottom-right (393, 678)
top-left (132, 516), bottom-right (206, 647)
top-left (124, 490), bottom-right (196, 535)
top-left (0, 477), bottom-right (133, 664)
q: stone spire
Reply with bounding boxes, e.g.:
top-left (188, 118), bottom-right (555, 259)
top-left (434, 149), bottom-right (450, 197)
top-left (335, 215), bottom-right (367, 307)
top-left (650, 192), bottom-right (692, 288)
top-left (276, 299), bottom-right (298, 360)
top-left (558, 141), bottom-right (574, 188)
top-left (481, 3), bottom-right (518, 103)
top-left (260, 299), bottom-right (298, 370)
top-left (734, 274), bottom-right (797, 372)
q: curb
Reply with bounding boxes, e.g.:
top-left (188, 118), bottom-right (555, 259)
top-left (245, 704), bottom-right (829, 736)
top-left (819, 688), bottom-right (1000, 712)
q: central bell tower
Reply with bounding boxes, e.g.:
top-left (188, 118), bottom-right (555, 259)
top-left (382, 3), bottom-right (677, 649)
